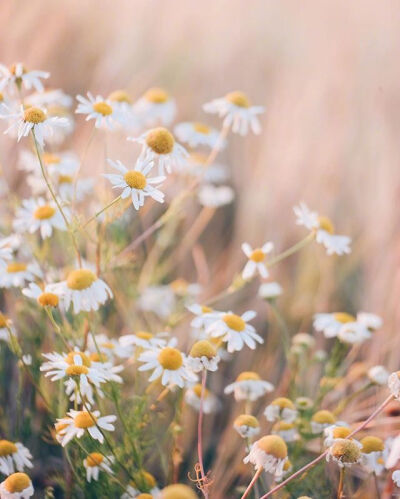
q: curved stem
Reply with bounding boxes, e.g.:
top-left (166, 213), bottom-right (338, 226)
top-left (241, 468), bottom-right (263, 499)
top-left (82, 195), bottom-right (121, 229)
top-left (198, 370), bottom-right (209, 498)
top-left (266, 232), bottom-right (315, 268)
top-left (337, 467), bottom-right (345, 498)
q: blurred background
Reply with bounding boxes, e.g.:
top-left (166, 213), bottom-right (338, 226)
top-left (1, 1), bottom-right (400, 495)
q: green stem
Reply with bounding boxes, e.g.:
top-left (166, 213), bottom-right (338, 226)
top-left (82, 195), bottom-right (122, 229)
top-left (266, 232), bottom-right (315, 267)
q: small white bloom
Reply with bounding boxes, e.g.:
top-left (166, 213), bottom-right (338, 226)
top-left (241, 241), bottom-right (274, 280)
top-left (393, 470), bottom-right (400, 487)
top-left (137, 285), bottom-right (176, 319)
top-left (360, 436), bottom-right (387, 475)
top-left (258, 282), bottom-right (283, 300)
top-left (187, 304), bottom-right (218, 330)
top-left (119, 331), bottom-right (170, 352)
top-left (233, 415), bottom-right (260, 439)
top-left (13, 198), bottom-right (68, 239)
top-left (174, 122), bottom-right (225, 149)
top-left (76, 93), bottom-right (124, 129)
top-left (187, 340), bottom-right (220, 373)
top-left (225, 372), bottom-right (274, 402)
top-left (313, 312), bottom-right (376, 343)
top-left (26, 89), bottom-right (73, 109)
top-left (0, 441), bottom-right (33, 475)
top-left (22, 282), bottom-right (59, 307)
top-left (0, 237), bottom-right (12, 270)
top-left (0, 261), bottom-right (42, 289)
top-left (185, 384), bottom-right (220, 413)
top-left (244, 436), bottom-right (288, 477)
top-left (56, 410), bottom-right (116, 446)
top-left (311, 410), bottom-right (337, 435)
top-left (0, 472), bottom-right (34, 498)
top-left (0, 62), bottom-right (49, 93)
top-left (368, 365), bottom-right (389, 386)
top-left (83, 453), bottom-right (114, 483)
top-left (264, 398), bottom-right (297, 423)
top-left (272, 422), bottom-right (299, 443)
top-left (19, 149), bottom-right (79, 177)
top-left (0, 313), bottom-right (15, 343)
top-left (388, 371), bottom-right (400, 399)
top-left (133, 87), bottom-right (176, 126)
top-left (323, 424), bottom-right (351, 447)
top-left (326, 438), bottom-right (362, 468)
top-left (197, 184), bottom-right (234, 208)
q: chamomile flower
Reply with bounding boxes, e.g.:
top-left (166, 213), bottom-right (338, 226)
top-left (1, 105), bottom-right (68, 149)
top-left (311, 410), bottom-right (336, 434)
top-left (107, 90), bottom-right (139, 131)
top-left (323, 425), bottom-right (351, 447)
top-left (0, 313), bottom-right (15, 343)
top-left (204, 91), bottom-right (264, 135)
top-left (241, 241), bottom-right (274, 280)
top-left (187, 304), bottom-right (218, 330)
top-left (187, 340), bottom-right (220, 372)
top-left (197, 184), bottom-right (234, 208)
top-left (104, 158), bottom-right (165, 210)
top-left (264, 398), bottom-right (297, 423)
top-left (160, 484), bottom-right (197, 499)
top-left (138, 346), bottom-right (197, 388)
top-left (272, 421), bottom-right (299, 443)
top-left (0, 261), bottom-right (42, 288)
top-left (185, 384), bottom-right (220, 413)
top-left (130, 127), bottom-right (188, 175)
top-left (133, 87), bottom-right (176, 126)
top-left (119, 331), bottom-right (170, 353)
top-left (86, 333), bottom-right (132, 360)
top-left (224, 371), bottom-right (274, 402)
top-left (258, 282), bottom-right (283, 301)
top-left (206, 311), bottom-right (263, 353)
top-left (294, 202), bottom-right (351, 256)
top-left (56, 410), bottom-right (116, 446)
top-left (313, 312), bottom-right (379, 342)
top-left (360, 436), bottom-right (386, 475)
top-left (55, 175), bottom-right (93, 202)
top-left (0, 237), bottom-right (12, 269)
top-left (26, 88), bottom-right (73, 109)
top-left (50, 268), bottom-right (112, 313)
top-left (0, 62), bottom-right (49, 93)
top-left (183, 152), bottom-right (229, 183)
top-left (22, 282), bottom-right (59, 308)
top-left (368, 365), bottom-right (389, 385)
top-left (137, 285), bottom-right (176, 319)
top-left (122, 471), bottom-right (160, 498)
top-left (13, 198), bottom-right (68, 239)
top-left (327, 439), bottom-right (362, 468)
top-left (0, 441), bottom-right (33, 475)
top-left (174, 122), bottom-right (225, 149)
top-left (19, 149), bottom-right (79, 177)
top-left (244, 435), bottom-right (288, 477)
top-left (83, 453), bottom-right (114, 482)
top-left (233, 415), bottom-right (260, 439)
top-left (76, 93), bottom-right (123, 129)
top-left (0, 472), bottom-right (34, 498)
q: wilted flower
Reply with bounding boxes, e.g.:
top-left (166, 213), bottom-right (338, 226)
top-left (272, 421), bottom-right (298, 442)
top-left (187, 340), bottom-right (220, 372)
top-left (244, 435), bottom-right (288, 476)
top-left (224, 371), bottom-right (274, 402)
top-left (311, 410), bottom-right (336, 434)
top-left (0, 472), bottom-right (34, 498)
top-left (233, 414), bottom-right (260, 438)
top-left (327, 439), bottom-right (362, 468)
top-left (264, 398), bottom-right (297, 423)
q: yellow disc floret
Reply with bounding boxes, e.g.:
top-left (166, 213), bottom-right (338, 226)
top-left (24, 107), bottom-right (46, 124)
top-left (0, 440), bottom-right (17, 456)
top-left (312, 410), bottom-right (336, 424)
top-left (360, 436), bottom-right (384, 454)
top-left (234, 414), bottom-right (259, 428)
top-left (317, 216), bottom-right (335, 234)
top-left (237, 371), bottom-right (261, 382)
top-left (144, 87), bottom-right (169, 104)
top-left (330, 439), bottom-right (361, 464)
top-left (66, 364), bottom-right (89, 376)
top-left (161, 484), bottom-right (197, 499)
top-left (135, 331), bottom-right (154, 340)
top-left (93, 101), bottom-right (112, 116)
top-left (257, 435), bottom-right (288, 459)
top-left (74, 411), bottom-right (96, 428)
top-left (42, 153), bottom-right (60, 165)
top-left (189, 340), bottom-right (216, 359)
top-left (37, 292), bottom-right (59, 307)
top-left (66, 269), bottom-right (97, 290)
top-left (250, 249), bottom-right (265, 262)
top-left (0, 313), bottom-right (9, 328)
top-left (7, 263), bottom-right (27, 273)
top-left (226, 91), bottom-right (250, 108)
top-left (146, 127), bottom-right (175, 155)
top-left (332, 426), bottom-right (351, 439)
top-left (33, 204), bottom-right (56, 220)
top-left (65, 351), bottom-right (91, 367)
top-left (271, 397), bottom-right (295, 410)
top-left (193, 122), bottom-right (210, 134)
top-left (108, 90), bottom-right (132, 104)
top-left (124, 171), bottom-right (147, 190)
top-left (3, 472), bottom-right (31, 493)
top-left (273, 421), bottom-right (295, 432)
top-left (86, 452), bottom-right (104, 467)
top-left (334, 312), bottom-right (356, 324)
top-left (158, 347), bottom-right (183, 370)
top-left (223, 313), bottom-right (245, 332)
top-left (192, 384), bottom-right (210, 398)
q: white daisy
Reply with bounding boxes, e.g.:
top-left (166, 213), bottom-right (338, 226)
top-left (56, 175), bottom-right (93, 203)
top-left (258, 282), bottom-right (283, 301)
top-left (75, 93), bottom-right (123, 129)
top-left (0, 261), bottom-right (42, 288)
top-left (187, 340), bottom-right (220, 372)
top-left (26, 88), bottom-right (73, 109)
top-left (206, 311), bottom-right (263, 353)
top-left (56, 410), bottom-right (116, 446)
top-left (197, 184), bottom-right (234, 208)
top-left (19, 149), bottom-right (79, 177)
top-left (272, 422), bottom-right (299, 443)
top-left (174, 122), bottom-right (226, 149)
top-left (0, 472), bottom-right (34, 498)
top-left (119, 331), bottom-right (170, 352)
top-left (83, 453), bottom-right (114, 483)
top-left (107, 90), bottom-right (140, 132)
top-left (22, 282), bottom-right (59, 308)
top-left (133, 87), bottom-right (176, 126)
top-left (121, 471), bottom-right (160, 498)
top-left (0, 441), bottom-right (33, 475)
top-left (225, 371), bottom-right (274, 402)
top-left (323, 425), bottom-right (351, 448)
top-left (241, 241), bottom-right (274, 280)
top-left (86, 333), bottom-right (132, 360)
top-left (360, 436), bottom-right (386, 475)
top-left (294, 202), bottom-right (351, 256)
top-left (203, 91), bottom-right (264, 136)
top-left (244, 435), bottom-right (287, 477)
top-left (50, 268), bottom-right (113, 313)
top-left (130, 127), bottom-right (188, 175)
top-left (185, 384), bottom-right (220, 414)
top-left (313, 312), bottom-right (375, 341)
top-left (183, 152), bottom-right (229, 184)
top-left (0, 237), bottom-right (12, 269)
top-left (311, 410), bottom-right (336, 434)
top-left (368, 365), bottom-right (389, 386)
top-left (0, 62), bottom-right (49, 93)
top-left (264, 398), bottom-right (297, 423)
top-left (138, 346), bottom-right (197, 388)
top-left (326, 439), bottom-right (362, 468)
top-left (233, 415), bottom-right (260, 439)
top-left (0, 313), bottom-right (15, 343)
top-left (104, 158), bottom-right (165, 210)
top-left (13, 198), bottom-right (68, 239)
top-left (187, 304), bottom-right (218, 330)
top-left (137, 285), bottom-right (176, 319)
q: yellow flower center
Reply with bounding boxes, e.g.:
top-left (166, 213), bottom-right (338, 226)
top-left (201, 305), bottom-right (212, 314)
top-left (334, 312), bottom-right (356, 324)
top-left (234, 414), bottom-right (259, 428)
top-left (250, 249), bottom-right (265, 262)
top-left (223, 313), bottom-right (245, 332)
top-left (0, 313), bottom-right (9, 328)
top-left (33, 204), bottom-right (56, 220)
top-left (226, 91), bottom-right (250, 108)
top-left (89, 352), bottom-right (108, 363)
top-left (189, 340), bottom-right (216, 359)
top-left (124, 170), bottom-right (147, 190)
top-left (360, 436), bottom-right (384, 454)
top-left (332, 427), bottom-right (351, 439)
top-left (7, 262), bottom-right (27, 273)
top-left (42, 152), bottom-right (60, 165)
top-left (0, 440), bottom-right (17, 456)
top-left (273, 421), bottom-right (295, 432)
top-left (108, 90), bottom-right (132, 104)
top-left (101, 342), bottom-right (115, 349)
top-left (192, 384), bottom-right (210, 398)
top-left (55, 422), bottom-right (68, 434)
top-left (158, 347), bottom-right (183, 370)
top-left (65, 351), bottom-right (91, 367)
top-left (24, 106), bottom-right (46, 124)
top-left (86, 452), bottom-right (104, 467)
top-left (237, 371), bottom-right (261, 382)
top-left (93, 101), bottom-right (112, 116)
top-left (330, 440), bottom-right (361, 464)
top-left (283, 459), bottom-right (292, 471)
top-left (170, 278), bottom-right (188, 294)
top-left (193, 122), bottom-right (211, 134)
top-left (65, 364), bottom-right (89, 376)
top-left (146, 127), bottom-right (175, 155)
top-left (144, 87), bottom-right (169, 103)
top-left (137, 495), bottom-right (153, 499)
top-left (10, 64), bottom-right (26, 75)
top-left (66, 269), bottom-right (97, 290)
top-left (161, 484), bottom-right (197, 499)
top-left (0, 92), bottom-right (3, 102)
top-left (134, 471), bottom-right (156, 489)
top-left (136, 331), bottom-right (154, 340)
top-left (3, 473), bottom-right (30, 493)
top-left (257, 435), bottom-right (288, 459)
top-left (74, 411), bottom-right (96, 429)
top-left (271, 397), bottom-right (295, 410)
top-left (312, 410), bottom-right (336, 424)
top-left (58, 175), bottom-right (73, 184)
top-left (37, 292), bottom-right (59, 307)
top-left (317, 216), bottom-right (335, 234)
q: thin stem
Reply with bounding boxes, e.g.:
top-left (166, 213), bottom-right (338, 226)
top-left (82, 195), bottom-right (122, 229)
top-left (72, 124), bottom-right (96, 209)
top-left (373, 472), bottom-right (381, 499)
top-left (337, 467), bottom-right (345, 498)
top-left (241, 468), bottom-right (263, 499)
top-left (266, 232), bottom-right (315, 267)
top-left (45, 307), bottom-right (72, 351)
top-left (197, 370), bottom-right (209, 498)
top-left (269, 302), bottom-right (290, 357)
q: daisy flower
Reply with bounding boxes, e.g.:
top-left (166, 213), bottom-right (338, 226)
top-left (360, 436), bottom-right (386, 475)
top-left (75, 92), bottom-right (123, 129)
top-left (187, 304), bottom-right (218, 330)
top-left (206, 311), bottom-right (263, 353)
top-left (0, 313), bottom-right (15, 343)
top-left (13, 198), bottom-right (68, 239)
top-left (0, 237), bottom-right (12, 269)
top-left (22, 282), bottom-right (59, 308)
top-left (104, 158), bottom-right (165, 210)
top-left (83, 453), bottom-right (114, 482)
top-left (107, 89), bottom-right (139, 131)
top-left (174, 121), bottom-right (225, 149)
top-left (122, 471), bottom-right (160, 498)
top-left (233, 414), bottom-right (260, 439)
top-left (138, 346), bottom-right (197, 388)
top-left (55, 175), bottom-right (93, 202)
top-left (0, 62), bottom-right (49, 93)
top-left (244, 435), bottom-right (288, 477)
top-left (264, 398), bottom-right (297, 423)
top-left (187, 340), bottom-right (220, 372)
top-left (50, 268), bottom-right (112, 313)
top-left (368, 365), bottom-right (389, 385)
top-left (224, 371), bottom-right (274, 402)
top-left (258, 282), bottom-right (283, 301)
top-left (197, 184), bottom-right (234, 207)
top-left (326, 439), bottom-right (361, 468)
top-left (86, 333), bottom-right (132, 360)
top-left (324, 425), bottom-right (351, 447)
top-left (272, 421), bottom-right (298, 443)
top-left (294, 202), bottom-right (351, 255)
top-left (56, 410), bottom-right (116, 446)
top-left (241, 241), bottom-right (274, 280)
top-left (183, 152), bottom-right (229, 183)
top-left (159, 484), bottom-right (197, 499)
top-left (137, 285), bottom-right (176, 319)
top-left (0, 261), bottom-right (42, 288)
top-left (119, 331), bottom-right (170, 353)
top-left (0, 472), bottom-right (34, 498)
top-left (311, 410), bottom-right (336, 434)
top-left (313, 311), bottom-right (380, 341)
top-left (0, 441), bottom-right (33, 475)
top-left (203, 91), bottom-right (264, 136)
top-left (185, 384), bottom-right (220, 414)
top-left (26, 88), bottom-right (73, 109)
top-left (133, 87), bottom-right (176, 126)
top-left (130, 127), bottom-right (188, 175)
top-left (19, 149), bottom-right (79, 177)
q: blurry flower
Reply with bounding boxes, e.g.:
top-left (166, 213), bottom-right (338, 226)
top-left (311, 410), bottom-right (336, 434)
top-left (83, 453), bottom-right (114, 482)
top-left (314, 350), bottom-right (328, 362)
top-left (187, 304), bottom-right (217, 330)
top-left (291, 333), bottom-right (315, 350)
top-left (0, 261), bottom-right (42, 288)
top-left (13, 198), bottom-right (68, 239)
top-left (21, 355), bottom-right (31, 366)
top-left (119, 331), bottom-right (170, 352)
top-left (313, 312), bottom-right (379, 342)
top-left (87, 333), bottom-right (132, 360)
top-left (203, 91), bottom-right (264, 136)
top-left (137, 285), bottom-right (175, 318)
top-left (76, 93), bottom-right (123, 129)
top-left (264, 398), bottom-right (297, 423)
top-left (207, 310), bottom-right (263, 353)
top-left (197, 184), bottom-right (234, 207)
top-left (0, 441), bottom-right (32, 475)
top-left (258, 282), bottom-right (283, 301)
top-left (107, 89), bottom-right (139, 131)
top-left (19, 149), bottom-right (78, 177)
top-left (56, 410), bottom-right (116, 446)
top-left (138, 346), bottom-right (197, 388)
top-left (225, 371), bottom-right (274, 402)
top-left (0, 472), bottom-right (34, 498)
top-left (294, 202), bottom-right (351, 255)
top-left (104, 158), bottom-right (165, 210)
top-left (324, 425), bottom-right (351, 447)
top-left (130, 127), bottom-right (188, 175)
top-left (276, 459), bottom-right (292, 481)
top-left (295, 397), bottom-right (313, 411)
top-left (55, 175), bottom-right (93, 202)
top-left (133, 87), bottom-right (176, 126)
top-left (183, 152), bottom-right (229, 183)
top-left (327, 439), bottom-right (362, 468)
top-left (122, 471), bottom-right (160, 498)
top-left (0, 62), bottom-right (49, 92)
top-left (241, 241), bottom-right (274, 280)
top-left (159, 484), bottom-right (197, 499)
top-left (272, 421), bottom-right (298, 442)
top-left (0, 237), bottom-right (12, 269)
top-left (26, 88), bottom-right (73, 109)
top-left (388, 371), bottom-right (400, 399)
top-left (233, 415), bottom-right (260, 439)
top-left (244, 435), bottom-right (288, 477)
top-left (368, 365), bottom-right (389, 385)
top-left (50, 268), bottom-right (112, 313)
top-left (22, 282), bottom-right (59, 308)
top-left (187, 340), bottom-right (220, 372)
top-left (174, 122), bottom-right (225, 149)
top-left (360, 436), bottom-right (386, 475)
top-left (0, 313), bottom-right (14, 342)
top-left (185, 384), bottom-right (220, 413)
